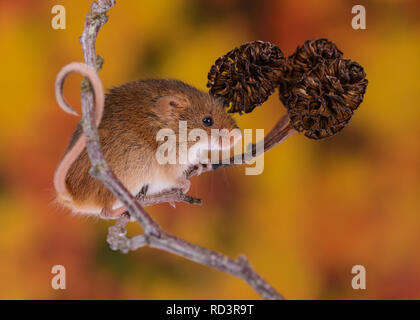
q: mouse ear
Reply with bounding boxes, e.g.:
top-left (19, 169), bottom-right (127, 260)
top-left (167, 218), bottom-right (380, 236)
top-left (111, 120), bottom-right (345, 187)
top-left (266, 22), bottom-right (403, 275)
top-left (155, 95), bottom-right (189, 120)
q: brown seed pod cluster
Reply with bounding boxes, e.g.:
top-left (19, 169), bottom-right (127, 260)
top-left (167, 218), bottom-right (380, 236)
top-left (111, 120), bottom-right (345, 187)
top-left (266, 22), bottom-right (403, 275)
top-left (207, 40), bottom-right (285, 114)
top-left (286, 38), bottom-right (343, 80)
top-left (279, 38), bottom-right (343, 106)
top-left (207, 38), bottom-right (368, 140)
top-left (280, 39), bottom-right (367, 139)
top-left (287, 58), bottom-right (368, 140)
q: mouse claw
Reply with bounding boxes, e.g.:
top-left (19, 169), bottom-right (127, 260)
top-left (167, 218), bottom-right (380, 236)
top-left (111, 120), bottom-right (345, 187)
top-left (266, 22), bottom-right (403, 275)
top-left (190, 162), bottom-right (212, 177)
top-left (137, 184), bottom-right (149, 200)
top-left (195, 164), bottom-right (204, 176)
top-left (169, 202), bottom-right (176, 208)
top-left (202, 162), bottom-right (213, 173)
top-left (176, 178), bottom-right (191, 194)
top-left (100, 208), bottom-right (112, 219)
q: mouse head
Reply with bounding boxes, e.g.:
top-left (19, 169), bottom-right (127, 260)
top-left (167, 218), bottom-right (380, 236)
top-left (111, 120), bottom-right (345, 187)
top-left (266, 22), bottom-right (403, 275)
top-left (155, 91), bottom-right (242, 152)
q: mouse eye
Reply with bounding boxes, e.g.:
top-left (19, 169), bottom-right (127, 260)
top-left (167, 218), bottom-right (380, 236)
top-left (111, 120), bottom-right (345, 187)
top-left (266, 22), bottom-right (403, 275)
top-left (202, 116), bottom-right (214, 127)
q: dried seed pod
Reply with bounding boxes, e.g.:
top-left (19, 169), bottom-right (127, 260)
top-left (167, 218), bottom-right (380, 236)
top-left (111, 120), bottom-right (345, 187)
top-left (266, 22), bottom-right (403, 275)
top-left (279, 38), bottom-right (343, 105)
top-left (287, 38), bottom-right (343, 80)
top-left (207, 40), bottom-right (285, 114)
top-left (287, 59), bottom-right (368, 140)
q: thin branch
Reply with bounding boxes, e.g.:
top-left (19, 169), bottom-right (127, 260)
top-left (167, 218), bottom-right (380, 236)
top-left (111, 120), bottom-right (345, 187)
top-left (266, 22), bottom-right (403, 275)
top-left (107, 214), bottom-right (283, 300)
top-left (66, 0), bottom-right (286, 300)
top-left (137, 187), bottom-right (202, 207)
top-left (187, 114), bottom-right (296, 178)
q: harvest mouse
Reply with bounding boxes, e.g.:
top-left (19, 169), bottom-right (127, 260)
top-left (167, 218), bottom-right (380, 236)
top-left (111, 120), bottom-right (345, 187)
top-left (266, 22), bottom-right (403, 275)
top-left (54, 63), bottom-right (241, 219)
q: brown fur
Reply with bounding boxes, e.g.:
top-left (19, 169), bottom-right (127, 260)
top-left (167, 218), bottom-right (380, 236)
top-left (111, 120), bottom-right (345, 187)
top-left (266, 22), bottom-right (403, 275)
top-left (62, 79), bottom-right (238, 213)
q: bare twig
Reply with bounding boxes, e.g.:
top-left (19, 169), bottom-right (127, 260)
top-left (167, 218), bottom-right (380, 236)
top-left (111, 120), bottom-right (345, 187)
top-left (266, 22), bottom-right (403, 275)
top-left (138, 188), bottom-right (202, 207)
top-left (187, 114), bottom-right (296, 177)
top-left (107, 214), bottom-right (283, 299)
top-left (62, 0), bottom-right (286, 300)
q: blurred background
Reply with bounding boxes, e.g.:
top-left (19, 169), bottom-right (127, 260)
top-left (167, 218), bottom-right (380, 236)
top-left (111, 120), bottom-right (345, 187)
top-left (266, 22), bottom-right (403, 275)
top-left (0, 0), bottom-right (419, 299)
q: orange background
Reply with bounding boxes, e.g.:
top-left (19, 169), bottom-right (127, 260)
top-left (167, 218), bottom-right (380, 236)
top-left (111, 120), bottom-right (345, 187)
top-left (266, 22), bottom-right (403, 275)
top-left (0, 0), bottom-right (419, 299)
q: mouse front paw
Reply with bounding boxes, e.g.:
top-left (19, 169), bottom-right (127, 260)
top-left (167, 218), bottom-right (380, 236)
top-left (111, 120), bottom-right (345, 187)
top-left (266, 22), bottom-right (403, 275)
top-left (176, 178), bottom-right (191, 193)
top-left (201, 162), bottom-right (213, 173)
top-left (189, 162), bottom-right (212, 177)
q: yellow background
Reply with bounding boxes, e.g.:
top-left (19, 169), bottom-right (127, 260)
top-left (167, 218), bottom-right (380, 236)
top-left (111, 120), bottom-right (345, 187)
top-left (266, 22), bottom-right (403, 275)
top-left (0, 0), bottom-right (419, 299)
